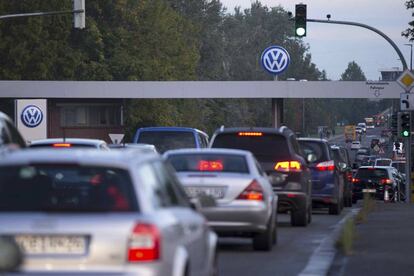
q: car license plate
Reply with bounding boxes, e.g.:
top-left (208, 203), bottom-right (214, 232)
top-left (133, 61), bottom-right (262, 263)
top-left (14, 235), bottom-right (87, 255)
top-left (362, 189), bottom-right (376, 193)
top-left (185, 187), bottom-right (225, 199)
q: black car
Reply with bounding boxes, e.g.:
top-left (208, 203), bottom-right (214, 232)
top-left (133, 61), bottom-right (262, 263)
top-left (210, 127), bottom-right (312, 227)
top-left (0, 111), bottom-right (26, 150)
top-left (331, 145), bottom-right (353, 207)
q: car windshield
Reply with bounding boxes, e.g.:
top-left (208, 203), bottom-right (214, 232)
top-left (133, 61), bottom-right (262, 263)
top-left (168, 153), bottom-right (249, 174)
top-left (355, 168), bottom-right (388, 179)
top-left (298, 141), bottom-right (329, 163)
top-left (137, 131), bottom-right (196, 153)
top-left (211, 133), bottom-right (290, 162)
top-left (0, 165), bottom-right (138, 212)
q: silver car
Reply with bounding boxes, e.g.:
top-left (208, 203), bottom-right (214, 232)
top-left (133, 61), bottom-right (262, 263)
top-left (0, 149), bottom-right (217, 275)
top-left (164, 148), bottom-right (278, 251)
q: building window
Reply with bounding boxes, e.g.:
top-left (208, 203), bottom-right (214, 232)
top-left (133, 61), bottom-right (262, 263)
top-left (60, 104), bottom-right (122, 127)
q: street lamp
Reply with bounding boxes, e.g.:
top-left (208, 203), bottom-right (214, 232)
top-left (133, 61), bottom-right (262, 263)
top-left (405, 43), bottom-right (413, 71)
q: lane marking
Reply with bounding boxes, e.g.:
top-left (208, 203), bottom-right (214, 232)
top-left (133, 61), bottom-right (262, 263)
top-left (298, 208), bottom-right (359, 276)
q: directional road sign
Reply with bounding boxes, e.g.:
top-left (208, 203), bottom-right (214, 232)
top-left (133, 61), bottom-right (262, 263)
top-left (400, 93), bottom-right (414, 111)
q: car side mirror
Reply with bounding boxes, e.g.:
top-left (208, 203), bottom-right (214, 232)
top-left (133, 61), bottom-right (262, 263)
top-left (0, 237), bottom-right (23, 273)
top-left (339, 162), bottom-right (347, 172)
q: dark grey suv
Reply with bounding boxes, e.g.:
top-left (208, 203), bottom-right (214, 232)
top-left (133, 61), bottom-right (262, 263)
top-left (210, 127), bottom-right (312, 227)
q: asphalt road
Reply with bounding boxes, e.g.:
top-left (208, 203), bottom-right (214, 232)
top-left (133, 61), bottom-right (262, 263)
top-left (217, 208), bottom-right (355, 276)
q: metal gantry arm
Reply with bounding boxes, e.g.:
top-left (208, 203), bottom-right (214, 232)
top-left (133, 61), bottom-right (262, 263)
top-left (307, 18), bottom-right (408, 71)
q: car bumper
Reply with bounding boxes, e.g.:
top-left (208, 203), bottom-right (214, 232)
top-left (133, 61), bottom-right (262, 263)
top-left (276, 191), bottom-right (307, 213)
top-left (202, 201), bottom-right (269, 234)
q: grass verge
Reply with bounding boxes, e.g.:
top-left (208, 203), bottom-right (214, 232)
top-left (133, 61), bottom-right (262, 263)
top-left (336, 195), bottom-right (376, 255)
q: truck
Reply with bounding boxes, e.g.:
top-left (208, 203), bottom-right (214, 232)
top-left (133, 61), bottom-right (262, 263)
top-left (344, 125), bottom-right (356, 143)
top-left (364, 117), bottom-right (375, 129)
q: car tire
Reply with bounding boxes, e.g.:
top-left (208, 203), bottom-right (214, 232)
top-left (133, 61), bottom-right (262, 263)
top-left (291, 207), bottom-right (308, 227)
top-left (253, 217), bottom-right (273, 251)
top-left (329, 202), bottom-right (341, 215)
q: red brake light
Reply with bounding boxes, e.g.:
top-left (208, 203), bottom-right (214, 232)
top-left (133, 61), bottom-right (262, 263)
top-left (52, 143), bottom-right (72, 148)
top-left (238, 132), bottom-right (263, 137)
top-left (316, 160), bottom-right (335, 171)
top-left (352, 178), bottom-right (361, 183)
top-left (380, 178), bottom-right (393, 185)
top-left (346, 171), bottom-right (353, 181)
top-left (274, 161), bottom-right (302, 172)
top-left (236, 180), bottom-right (264, 201)
top-left (128, 223), bottom-right (160, 262)
top-left (198, 160), bottom-right (223, 171)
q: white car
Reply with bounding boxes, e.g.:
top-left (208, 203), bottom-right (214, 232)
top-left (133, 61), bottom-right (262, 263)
top-left (165, 148), bottom-right (278, 251)
top-left (0, 149), bottom-right (217, 276)
top-left (357, 123), bottom-right (367, 133)
top-left (351, 141), bottom-right (361, 150)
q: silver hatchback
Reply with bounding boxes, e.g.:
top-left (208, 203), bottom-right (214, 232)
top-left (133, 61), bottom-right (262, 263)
top-left (164, 148), bottom-right (278, 251)
top-left (0, 149), bottom-right (217, 275)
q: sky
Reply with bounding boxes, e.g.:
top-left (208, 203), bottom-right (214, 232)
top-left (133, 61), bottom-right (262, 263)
top-left (220, 0), bottom-right (413, 80)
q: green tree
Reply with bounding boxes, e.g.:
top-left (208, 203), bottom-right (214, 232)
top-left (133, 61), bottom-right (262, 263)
top-left (340, 61), bottom-right (367, 81)
top-left (403, 0), bottom-right (414, 40)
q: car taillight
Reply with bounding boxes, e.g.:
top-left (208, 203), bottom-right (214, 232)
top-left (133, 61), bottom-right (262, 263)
top-left (236, 180), bottom-right (264, 201)
top-left (346, 171), bottom-right (353, 181)
top-left (352, 178), bottom-right (361, 183)
top-left (380, 178), bottom-right (393, 185)
top-left (274, 161), bottom-right (302, 172)
top-left (198, 160), bottom-right (223, 171)
top-left (316, 160), bottom-right (335, 171)
top-left (238, 132), bottom-right (263, 136)
top-left (127, 223), bottom-right (160, 262)
top-left (52, 143), bottom-right (72, 148)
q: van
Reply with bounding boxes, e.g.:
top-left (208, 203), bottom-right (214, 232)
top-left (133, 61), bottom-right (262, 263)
top-left (133, 127), bottom-right (209, 153)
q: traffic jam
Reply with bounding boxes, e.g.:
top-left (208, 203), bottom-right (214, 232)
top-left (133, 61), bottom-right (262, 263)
top-left (0, 110), bottom-right (405, 275)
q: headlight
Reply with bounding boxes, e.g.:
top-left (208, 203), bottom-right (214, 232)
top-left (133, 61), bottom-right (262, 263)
top-left (285, 182), bottom-right (302, 190)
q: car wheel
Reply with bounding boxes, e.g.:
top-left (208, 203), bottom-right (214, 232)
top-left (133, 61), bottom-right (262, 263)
top-left (291, 207), bottom-right (308, 227)
top-left (253, 217), bottom-right (273, 251)
top-left (329, 202), bottom-right (341, 215)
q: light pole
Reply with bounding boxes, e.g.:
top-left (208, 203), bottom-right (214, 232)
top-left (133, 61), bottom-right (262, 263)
top-left (405, 43), bottom-right (413, 71)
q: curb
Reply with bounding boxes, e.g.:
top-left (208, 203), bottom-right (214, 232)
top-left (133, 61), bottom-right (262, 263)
top-left (298, 209), bottom-right (359, 276)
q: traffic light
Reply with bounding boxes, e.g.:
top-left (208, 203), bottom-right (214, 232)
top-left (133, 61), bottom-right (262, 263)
top-left (295, 4), bottom-right (307, 37)
top-left (398, 112), bottom-right (411, 138)
top-left (73, 0), bottom-right (85, 29)
top-left (391, 113), bottom-right (398, 136)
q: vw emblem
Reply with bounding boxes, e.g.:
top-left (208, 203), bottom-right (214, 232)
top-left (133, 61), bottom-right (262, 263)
top-left (21, 105), bottom-right (43, 128)
top-left (260, 46), bottom-right (291, 75)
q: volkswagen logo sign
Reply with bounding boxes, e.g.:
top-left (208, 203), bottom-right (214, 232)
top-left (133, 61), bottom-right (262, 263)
top-left (21, 105), bottom-right (43, 128)
top-left (260, 46), bottom-right (291, 75)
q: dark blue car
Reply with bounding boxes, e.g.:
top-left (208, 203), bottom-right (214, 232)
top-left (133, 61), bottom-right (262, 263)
top-left (133, 127), bottom-right (209, 153)
top-left (298, 138), bottom-right (344, 215)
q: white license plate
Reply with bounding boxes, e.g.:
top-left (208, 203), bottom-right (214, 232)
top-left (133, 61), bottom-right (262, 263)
top-left (362, 189), bottom-right (376, 193)
top-left (14, 235), bottom-right (87, 255)
top-left (185, 187), bottom-right (225, 199)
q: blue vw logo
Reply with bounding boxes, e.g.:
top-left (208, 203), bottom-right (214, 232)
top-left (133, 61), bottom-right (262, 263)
top-left (21, 105), bottom-right (43, 128)
top-left (261, 46), bottom-right (291, 75)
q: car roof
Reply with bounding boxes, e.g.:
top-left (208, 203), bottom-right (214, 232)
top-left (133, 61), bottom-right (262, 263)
top-left (0, 149), bottom-right (159, 168)
top-left (137, 127), bottom-right (207, 135)
top-left (30, 138), bottom-right (106, 146)
top-left (298, 137), bottom-right (329, 143)
top-left (164, 148), bottom-right (253, 157)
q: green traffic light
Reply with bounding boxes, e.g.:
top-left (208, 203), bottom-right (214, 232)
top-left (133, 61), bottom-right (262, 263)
top-left (402, 130), bottom-right (410, 137)
top-left (296, 27), bottom-right (306, 37)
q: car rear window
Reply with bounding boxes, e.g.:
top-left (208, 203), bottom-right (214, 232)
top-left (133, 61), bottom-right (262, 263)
top-left (298, 141), bottom-right (329, 163)
top-left (355, 168), bottom-right (388, 179)
top-left (168, 153), bottom-right (249, 174)
top-left (0, 165), bottom-right (138, 212)
top-left (137, 131), bottom-right (196, 153)
top-left (376, 159), bottom-right (391, 166)
top-left (211, 133), bottom-right (290, 162)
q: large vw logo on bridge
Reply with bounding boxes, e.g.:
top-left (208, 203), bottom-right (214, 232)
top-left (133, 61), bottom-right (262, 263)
top-left (21, 105), bottom-right (43, 128)
top-left (260, 46), bottom-right (291, 75)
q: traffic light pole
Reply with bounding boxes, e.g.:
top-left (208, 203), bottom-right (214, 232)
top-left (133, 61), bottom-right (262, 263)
top-left (306, 18), bottom-right (408, 71)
